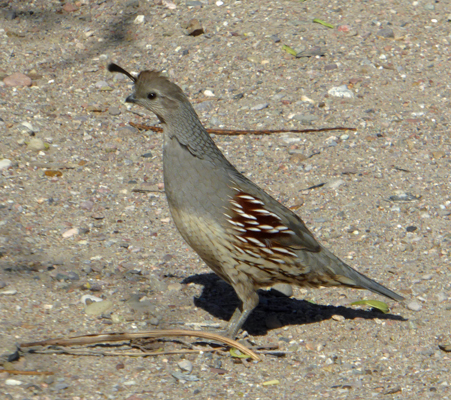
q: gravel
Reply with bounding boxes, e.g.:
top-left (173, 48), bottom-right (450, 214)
top-left (1, 0), bottom-right (451, 399)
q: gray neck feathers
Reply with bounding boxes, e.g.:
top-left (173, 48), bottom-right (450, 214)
top-left (164, 101), bottom-right (232, 166)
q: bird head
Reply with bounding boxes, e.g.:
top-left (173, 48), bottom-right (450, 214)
top-left (107, 63), bottom-right (188, 123)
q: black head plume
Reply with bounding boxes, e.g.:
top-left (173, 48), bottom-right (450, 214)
top-left (107, 63), bottom-right (137, 83)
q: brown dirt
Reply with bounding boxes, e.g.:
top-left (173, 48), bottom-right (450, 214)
top-left (1, 0), bottom-right (450, 399)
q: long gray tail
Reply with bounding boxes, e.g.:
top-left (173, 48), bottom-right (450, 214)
top-left (321, 247), bottom-right (404, 301)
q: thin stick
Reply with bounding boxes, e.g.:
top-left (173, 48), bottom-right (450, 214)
top-left (20, 329), bottom-right (260, 361)
top-left (27, 348), bottom-right (220, 358)
top-left (0, 369), bottom-right (54, 375)
top-left (128, 122), bottom-right (356, 136)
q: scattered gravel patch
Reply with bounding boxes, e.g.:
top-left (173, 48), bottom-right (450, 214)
top-left (1, 0), bottom-right (451, 398)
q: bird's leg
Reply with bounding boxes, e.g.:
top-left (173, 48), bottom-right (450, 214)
top-left (223, 289), bottom-right (260, 339)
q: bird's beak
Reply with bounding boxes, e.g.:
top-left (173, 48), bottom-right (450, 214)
top-left (125, 94), bottom-right (136, 103)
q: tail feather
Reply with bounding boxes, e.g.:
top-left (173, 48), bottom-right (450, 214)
top-left (338, 265), bottom-right (404, 301)
top-left (321, 247), bottom-right (404, 301)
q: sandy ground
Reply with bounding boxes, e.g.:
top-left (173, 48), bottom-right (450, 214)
top-left (1, 0), bottom-right (451, 399)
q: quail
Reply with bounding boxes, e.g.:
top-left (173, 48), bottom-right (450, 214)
top-left (108, 63), bottom-right (404, 338)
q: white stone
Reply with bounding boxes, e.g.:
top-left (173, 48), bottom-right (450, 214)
top-left (5, 379), bottom-right (22, 386)
top-left (328, 85), bottom-right (354, 98)
top-left (134, 15), bottom-right (145, 24)
top-left (20, 121), bottom-right (35, 132)
top-left (406, 301), bottom-right (422, 311)
top-left (0, 159), bottom-right (12, 170)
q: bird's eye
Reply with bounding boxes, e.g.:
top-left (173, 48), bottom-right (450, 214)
top-left (147, 92), bottom-right (157, 100)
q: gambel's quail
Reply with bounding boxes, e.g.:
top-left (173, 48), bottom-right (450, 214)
top-left (108, 63), bottom-right (404, 338)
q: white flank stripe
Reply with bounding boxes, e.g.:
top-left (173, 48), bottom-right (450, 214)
top-left (253, 209), bottom-right (270, 215)
top-left (261, 248), bottom-right (275, 255)
top-left (272, 247), bottom-right (298, 257)
top-left (240, 212), bottom-right (257, 220)
top-left (258, 225), bottom-right (275, 230)
top-left (244, 249), bottom-right (261, 258)
top-left (236, 236), bottom-right (248, 243)
top-left (246, 237), bottom-right (266, 247)
top-left (230, 200), bottom-right (243, 209)
top-left (249, 199), bottom-right (264, 205)
top-left (238, 194), bottom-right (256, 200)
top-left (246, 227), bottom-right (261, 232)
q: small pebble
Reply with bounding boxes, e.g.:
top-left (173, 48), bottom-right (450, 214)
top-left (95, 80), bottom-right (109, 89)
top-left (210, 116), bottom-right (223, 126)
top-left (62, 228), bottom-right (79, 238)
top-left (171, 371), bottom-right (199, 382)
top-left (63, 3), bottom-right (78, 12)
top-left (4, 72), bottom-right (32, 87)
top-left (182, 18), bottom-right (204, 36)
top-left (163, 0), bottom-right (177, 9)
top-left (20, 121), bottom-right (36, 133)
top-left (0, 159), bottom-right (12, 170)
top-left (325, 179), bottom-right (345, 190)
top-left (251, 103), bottom-right (269, 111)
top-left (52, 382), bottom-right (69, 391)
top-left (5, 379), bottom-right (22, 386)
top-left (325, 63), bottom-right (338, 71)
top-left (407, 301), bottom-right (422, 311)
top-left (85, 299), bottom-right (113, 315)
top-left (81, 294), bottom-right (103, 305)
top-left (80, 200), bottom-right (94, 211)
top-left (377, 28), bottom-right (395, 38)
top-left (436, 292), bottom-right (447, 303)
top-left (134, 15), bottom-right (145, 24)
top-left (0, 288), bottom-right (17, 295)
top-left (292, 114), bottom-right (318, 124)
top-left (296, 46), bottom-right (325, 58)
top-left (178, 360), bottom-right (193, 374)
top-left (108, 107), bottom-right (121, 116)
top-left (27, 138), bottom-right (46, 152)
top-left (328, 85), bottom-right (354, 98)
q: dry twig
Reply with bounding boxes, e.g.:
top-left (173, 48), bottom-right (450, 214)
top-left (129, 122), bottom-right (356, 136)
top-left (20, 329), bottom-right (260, 361)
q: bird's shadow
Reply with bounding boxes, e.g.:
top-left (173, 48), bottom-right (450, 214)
top-left (182, 273), bottom-right (406, 336)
